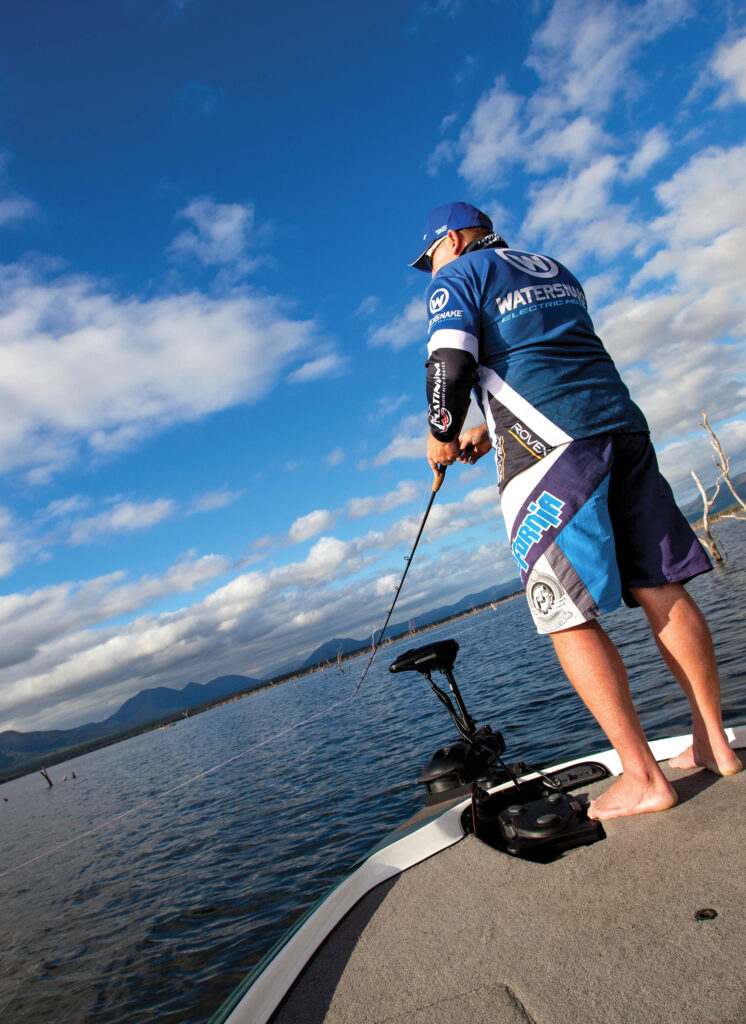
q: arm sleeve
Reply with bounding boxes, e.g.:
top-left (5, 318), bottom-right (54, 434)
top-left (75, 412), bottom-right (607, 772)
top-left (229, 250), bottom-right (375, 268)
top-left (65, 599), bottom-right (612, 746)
top-left (425, 347), bottom-right (477, 441)
top-left (424, 271), bottom-right (480, 442)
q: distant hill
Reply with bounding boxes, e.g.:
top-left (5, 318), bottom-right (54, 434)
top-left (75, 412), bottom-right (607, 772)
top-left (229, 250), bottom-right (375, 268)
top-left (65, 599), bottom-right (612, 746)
top-left (681, 470), bottom-right (746, 522)
top-left (301, 638), bottom-right (362, 669)
top-left (300, 580), bottom-right (521, 668)
top-left (0, 674), bottom-right (263, 779)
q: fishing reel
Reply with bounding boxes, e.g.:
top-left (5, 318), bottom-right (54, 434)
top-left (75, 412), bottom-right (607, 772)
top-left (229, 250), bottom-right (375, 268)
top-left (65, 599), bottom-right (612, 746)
top-left (389, 638), bottom-right (607, 862)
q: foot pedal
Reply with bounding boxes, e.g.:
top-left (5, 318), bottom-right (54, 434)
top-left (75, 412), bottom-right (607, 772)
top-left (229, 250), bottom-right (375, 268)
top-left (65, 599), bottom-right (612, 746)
top-left (545, 761), bottom-right (609, 790)
top-left (498, 791), bottom-right (604, 861)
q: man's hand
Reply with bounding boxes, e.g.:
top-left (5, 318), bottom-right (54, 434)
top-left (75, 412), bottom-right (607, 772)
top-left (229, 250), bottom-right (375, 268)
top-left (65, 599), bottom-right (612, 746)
top-left (457, 423), bottom-right (491, 464)
top-left (427, 434), bottom-right (460, 473)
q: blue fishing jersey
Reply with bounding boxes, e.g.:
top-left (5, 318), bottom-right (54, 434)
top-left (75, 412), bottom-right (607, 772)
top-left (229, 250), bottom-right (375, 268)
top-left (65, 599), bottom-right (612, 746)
top-left (424, 245), bottom-right (647, 488)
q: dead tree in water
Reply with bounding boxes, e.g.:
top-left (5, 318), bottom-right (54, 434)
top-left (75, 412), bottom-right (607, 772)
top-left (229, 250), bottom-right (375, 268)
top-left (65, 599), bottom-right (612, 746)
top-left (40, 768), bottom-right (53, 787)
top-left (692, 470), bottom-right (724, 562)
top-left (691, 411), bottom-right (745, 562)
top-left (700, 411), bottom-right (746, 516)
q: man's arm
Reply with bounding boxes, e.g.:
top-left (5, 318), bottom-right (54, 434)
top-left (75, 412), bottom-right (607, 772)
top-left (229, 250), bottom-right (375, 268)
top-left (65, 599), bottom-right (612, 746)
top-left (423, 270), bottom-right (480, 468)
top-left (425, 346), bottom-right (476, 437)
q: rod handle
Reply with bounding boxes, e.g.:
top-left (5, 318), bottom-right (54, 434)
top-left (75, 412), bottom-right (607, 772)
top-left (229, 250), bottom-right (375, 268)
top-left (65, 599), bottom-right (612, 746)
top-left (432, 463), bottom-right (446, 493)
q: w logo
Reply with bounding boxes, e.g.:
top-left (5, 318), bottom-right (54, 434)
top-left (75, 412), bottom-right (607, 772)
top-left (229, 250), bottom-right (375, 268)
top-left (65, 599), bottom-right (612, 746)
top-left (497, 250), bottom-right (559, 278)
top-left (429, 287), bottom-right (450, 314)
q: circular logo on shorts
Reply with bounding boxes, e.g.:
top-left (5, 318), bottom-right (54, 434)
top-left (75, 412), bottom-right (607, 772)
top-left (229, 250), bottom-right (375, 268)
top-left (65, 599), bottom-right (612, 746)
top-left (429, 288), bottom-right (450, 314)
top-left (497, 250), bottom-right (559, 278)
top-left (528, 571), bottom-right (571, 631)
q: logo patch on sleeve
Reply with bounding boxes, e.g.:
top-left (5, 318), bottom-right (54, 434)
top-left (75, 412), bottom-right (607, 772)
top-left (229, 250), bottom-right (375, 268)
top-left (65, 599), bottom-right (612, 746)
top-left (429, 288), bottom-right (450, 314)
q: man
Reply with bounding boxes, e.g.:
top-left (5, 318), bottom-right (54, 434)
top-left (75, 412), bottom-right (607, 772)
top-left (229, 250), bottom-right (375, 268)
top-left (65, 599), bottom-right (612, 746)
top-left (410, 201), bottom-right (741, 820)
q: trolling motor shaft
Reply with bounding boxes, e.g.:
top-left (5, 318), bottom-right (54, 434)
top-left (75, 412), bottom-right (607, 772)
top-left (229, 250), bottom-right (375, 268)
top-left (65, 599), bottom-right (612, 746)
top-left (389, 639), bottom-right (507, 801)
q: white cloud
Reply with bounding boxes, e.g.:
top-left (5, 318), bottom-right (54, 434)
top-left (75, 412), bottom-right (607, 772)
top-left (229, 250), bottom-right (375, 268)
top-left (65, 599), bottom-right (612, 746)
top-left (0, 263), bottom-right (322, 479)
top-left (712, 33), bottom-right (746, 105)
top-left (523, 156), bottom-right (645, 261)
top-left (169, 196), bottom-right (257, 268)
top-left (429, 0), bottom-right (691, 194)
top-left (595, 142), bottom-right (746, 442)
top-left (455, 78), bottom-right (524, 186)
top-left (0, 152), bottom-right (37, 229)
top-left (526, 0), bottom-right (691, 116)
top-left (0, 552), bottom-right (233, 677)
top-left (355, 295), bottom-right (380, 317)
top-left (324, 446), bottom-right (345, 467)
top-left (67, 499), bottom-right (176, 545)
top-left (189, 488), bottom-right (245, 514)
top-left (368, 297), bottom-right (423, 350)
top-left (346, 480), bottom-right (422, 520)
top-left (288, 509), bottom-right (336, 544)
top-left (368, 393), bottom-right (409, 421)
top-left (372, 414), bottom-right (428, 466)
top-left (288, 352), bottom-right (347, 383)
top-left (623, 127), bottom-right (670, 180)
top-left (0, 475), bottom-right (511, 730)
top-left (525, 116), bottom-right (608, 172)
top-left (426, 139), bottom-right (456, 177)
top-left (0, 196), bottom-right (36, 228)
top-left (37, 495), bottom-right (92, 522)
top-left (649, 144), bottom-right (746, 247)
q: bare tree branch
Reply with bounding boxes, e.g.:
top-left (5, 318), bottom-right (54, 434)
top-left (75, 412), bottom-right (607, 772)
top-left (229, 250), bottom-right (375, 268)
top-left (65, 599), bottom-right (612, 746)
top-left (691, 469), bottom-right (725, 562)
top-left (700, 410), bottom-right (746, 514)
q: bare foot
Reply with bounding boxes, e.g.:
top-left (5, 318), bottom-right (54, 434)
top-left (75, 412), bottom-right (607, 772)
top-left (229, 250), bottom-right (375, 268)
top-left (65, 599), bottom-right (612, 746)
top-left (669, 742), bottom-right (742, 776)
top-left (588, 773), bottom-right (678, 821)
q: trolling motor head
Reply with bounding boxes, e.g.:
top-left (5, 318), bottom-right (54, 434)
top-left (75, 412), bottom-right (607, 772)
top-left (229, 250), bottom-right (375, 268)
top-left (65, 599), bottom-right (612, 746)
top-left (388, 638), bottom-right (459, 676)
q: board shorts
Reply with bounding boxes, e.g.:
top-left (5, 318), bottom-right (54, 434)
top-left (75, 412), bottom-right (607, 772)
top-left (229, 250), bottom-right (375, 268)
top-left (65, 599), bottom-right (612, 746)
top-left (500, 432), bottom-right (712, 634)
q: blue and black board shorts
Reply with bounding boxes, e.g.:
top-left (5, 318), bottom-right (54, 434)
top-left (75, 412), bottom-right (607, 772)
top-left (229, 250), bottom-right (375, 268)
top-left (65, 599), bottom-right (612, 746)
top-left (500, 432), bottom-right (712, 634)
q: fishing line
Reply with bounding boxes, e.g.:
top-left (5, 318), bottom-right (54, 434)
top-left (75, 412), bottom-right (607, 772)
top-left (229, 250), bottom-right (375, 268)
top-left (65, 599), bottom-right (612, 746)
top-left (0, 466), bottom-right (448, 882)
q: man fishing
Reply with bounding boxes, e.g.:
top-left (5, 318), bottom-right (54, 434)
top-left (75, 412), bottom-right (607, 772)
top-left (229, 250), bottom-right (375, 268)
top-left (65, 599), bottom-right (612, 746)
top-left (410, 201), bottom-right (741, 820)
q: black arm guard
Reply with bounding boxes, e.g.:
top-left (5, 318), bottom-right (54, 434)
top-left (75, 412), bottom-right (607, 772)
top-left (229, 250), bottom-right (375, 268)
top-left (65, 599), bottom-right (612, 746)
top-left (426, 347), bottom-right (477, 442)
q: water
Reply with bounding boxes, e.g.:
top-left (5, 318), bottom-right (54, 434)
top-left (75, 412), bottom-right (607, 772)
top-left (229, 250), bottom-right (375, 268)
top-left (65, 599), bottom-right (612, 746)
top-left (1, 519), bottom-right (745, 1024)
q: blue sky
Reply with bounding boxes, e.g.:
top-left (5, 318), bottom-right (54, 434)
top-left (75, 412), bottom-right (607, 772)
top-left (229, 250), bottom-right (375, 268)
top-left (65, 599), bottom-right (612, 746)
top-left (1, 0), bottom-right (745, 731)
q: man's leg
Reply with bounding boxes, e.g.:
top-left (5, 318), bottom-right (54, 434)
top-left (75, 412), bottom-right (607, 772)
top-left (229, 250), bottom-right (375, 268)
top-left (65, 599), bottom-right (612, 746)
top-left (630, 582), bottom-right (742, 776)
top-left (550, 620), bottom-right (677, 820)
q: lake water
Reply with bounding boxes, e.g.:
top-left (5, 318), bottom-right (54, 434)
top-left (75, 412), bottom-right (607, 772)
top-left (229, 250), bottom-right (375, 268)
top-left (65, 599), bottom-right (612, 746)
top-left (1, 519), bottom-right (745, 1024)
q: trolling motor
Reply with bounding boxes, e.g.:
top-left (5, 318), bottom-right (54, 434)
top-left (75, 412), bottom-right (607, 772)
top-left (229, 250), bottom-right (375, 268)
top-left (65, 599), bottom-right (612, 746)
top-left (389, 638), bottom-right (607, 863)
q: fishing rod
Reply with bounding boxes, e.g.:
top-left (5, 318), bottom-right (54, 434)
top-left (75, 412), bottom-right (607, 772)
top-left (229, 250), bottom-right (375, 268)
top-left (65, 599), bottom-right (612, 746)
top-left (352, 463), bottom-right (447, 696)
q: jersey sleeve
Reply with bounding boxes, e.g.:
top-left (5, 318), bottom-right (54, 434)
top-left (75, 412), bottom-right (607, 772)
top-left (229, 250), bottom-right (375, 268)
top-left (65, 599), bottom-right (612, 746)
top-left (424, 270), bottom-right (480, 442)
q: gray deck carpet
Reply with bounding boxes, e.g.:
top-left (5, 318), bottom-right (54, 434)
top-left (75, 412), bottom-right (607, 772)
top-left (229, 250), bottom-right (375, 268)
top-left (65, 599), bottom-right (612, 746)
top-left (271, 753), bottom-right (745, 1024)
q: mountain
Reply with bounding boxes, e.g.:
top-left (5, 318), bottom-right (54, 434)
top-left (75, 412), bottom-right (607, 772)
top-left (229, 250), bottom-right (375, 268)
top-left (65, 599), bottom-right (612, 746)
top-left (300, 580), bottom-right (521, 668)
top-left (300, 637), bottom-right (367, 669)
top-left (0, 674), bottom-right (263, 779)
top-left (105, 675), bottom-right (261, 725)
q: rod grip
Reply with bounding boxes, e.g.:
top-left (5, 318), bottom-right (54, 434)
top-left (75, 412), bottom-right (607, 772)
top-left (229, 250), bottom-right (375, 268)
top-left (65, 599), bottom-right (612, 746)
top-left (432, 463), bottom-right (446, 493)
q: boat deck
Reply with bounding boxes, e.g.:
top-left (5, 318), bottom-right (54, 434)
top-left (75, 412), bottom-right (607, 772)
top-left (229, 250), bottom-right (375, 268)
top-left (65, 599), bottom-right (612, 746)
top-left (270, 753), bottom-right (745, 1024)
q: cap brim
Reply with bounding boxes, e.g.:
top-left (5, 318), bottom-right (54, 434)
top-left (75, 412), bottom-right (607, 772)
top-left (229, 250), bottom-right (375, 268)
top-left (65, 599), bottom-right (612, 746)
top-left (409, 248), bottom-right (432, 272)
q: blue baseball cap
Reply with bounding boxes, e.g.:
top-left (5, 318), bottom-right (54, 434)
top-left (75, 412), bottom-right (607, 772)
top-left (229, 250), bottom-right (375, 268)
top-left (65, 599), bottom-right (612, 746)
top-left (410, 201), bottom-right (493, 272)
